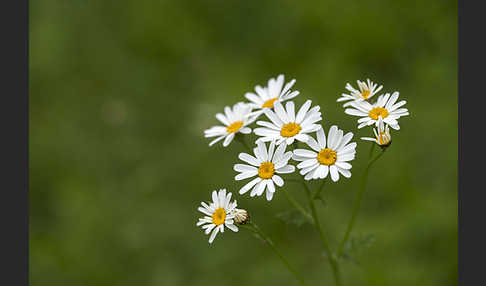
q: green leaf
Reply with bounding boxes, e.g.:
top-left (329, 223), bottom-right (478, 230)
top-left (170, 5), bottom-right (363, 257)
top-left (276, 209), bottom-right (312, 227)
top-left (340, 233), bottom-right (376, 264)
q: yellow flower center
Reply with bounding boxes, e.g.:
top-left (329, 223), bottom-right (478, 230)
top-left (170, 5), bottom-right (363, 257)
top-left (262, 97), bottom-right (278, 108)
top-left (280, 123), bottom-right (302, 137)
top-left (317, 148), bottom-right (337, 166)
top-left (226, 121), bottom-right (243, 133)
top-left (361, 90), bottom-right (371, 100)
top-left (258, 161), bottom-right (275, 179)
top-left (368, 107), bottom-right (389, 120)
top-left (212, 208), bottom-right (226, 225)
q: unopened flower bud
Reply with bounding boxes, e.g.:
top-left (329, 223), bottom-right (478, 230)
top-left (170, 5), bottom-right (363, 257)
top-left (233, 208), bottom-right (249, 225)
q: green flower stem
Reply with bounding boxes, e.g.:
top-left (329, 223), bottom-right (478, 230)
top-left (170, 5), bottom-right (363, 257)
top-left (301, 180), bottom-right (342, 286)
top-left (312, 179), bottom-right (327, 200)
top-left (240, 222), bottom-right (309, 286)
top-left (336, 147), bottom-right (387, 258)
top-left (281, 188), bottom-right (313, 221)
top-left (368, 142), bottom-right (376, 158)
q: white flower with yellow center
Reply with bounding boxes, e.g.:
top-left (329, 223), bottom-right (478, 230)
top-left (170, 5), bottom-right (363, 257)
top-left (337, 79), bottom-right (383, 107)
top-left (361, 116), bottom-right (392, 147)
top-left (293, 125), bottom-right (356, 182)
top-left (245, 74), bottom-right (300, 118)
top-left (344, 91), bottom-right (409, 130)
top-left (204, 102), bottom-right (254, 147)
top-left (234, 141), bottom-right (295, 201)
top-left (254, 100), bottom-right (322, 145)
top-left (197, 189), bottom-right (239, 244)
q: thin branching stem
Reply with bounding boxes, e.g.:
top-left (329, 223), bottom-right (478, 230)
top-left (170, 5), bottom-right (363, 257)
top-left (281, 188), bottom-right (313, 221)
top-left (312, 179), bottom-right (327, 200)
top-left (301, 180), bottom-right (342, 286)
top-left (336, 147), bottom-right (387, 258)
top-left (240, 222), bottom-right (309, 286)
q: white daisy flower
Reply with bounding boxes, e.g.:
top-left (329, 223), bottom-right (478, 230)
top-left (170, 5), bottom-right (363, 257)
top-left (197, 189), bottom-right (239, 244)
top-left (337, 79), bottom-right (383, 107)
top-left (254, 100), bottom-right (322, 145)
top-left (234, 140), bottom-right (295, 201)
top-left (344, 91), bottom-right (409, 130)
top-left (204, 102), bottom-right (254, 147)
top-left (245, 74), bottom-right (300, 118)
top-left (293, 125), bottom-right (357, 182)
top-left (361, 116), bottom-right (392, 147)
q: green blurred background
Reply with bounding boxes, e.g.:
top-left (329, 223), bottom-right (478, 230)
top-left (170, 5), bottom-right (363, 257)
top-left (30, 0), bottom-right (457, 285)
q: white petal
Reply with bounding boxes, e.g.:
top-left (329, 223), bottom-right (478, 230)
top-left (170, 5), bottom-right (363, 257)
top-left (272, 175), bottom-right (284, 187)
top-left (295, 100), bottom-right (312, 123)
top-left (274, 151), bottom-right (293, 169)
top-left (267, 140), bottom-right (276, 161)
top-left (274, 101), bottom-right (289, 123)
top-left (272, 141), bottom-right (287, 162)
top-left (208, 226), bottom-right (219, 243)
top-left (297, 159), bottom-right (319, 169)
top-left (327, 125), bottom-right (338, 149)
top-left (256, 181), bottom-right (267, 196)
top-left (293, 149), bottom-right (317, 158)
top-left (198, 207), bottom-right (212, 216)
top-left (285, 101), bottom-right (295, 122)
top-left (335, 161), bottom-right (352, 169)
top-left (256, 120), bottom-right (281, 130)
top-left (250, 181), bottom-right (263, 197)
top-left (276, 164), bottom-right (295, 174)
top-left (345, 108), bottom-right (368, 117)
top-left (240, 127), bottom-right (252, 134)
top-left (209, 135), bottom-right (226, 146)
top-left (239, 177), bottom-right (262, 194)
top-left (336, 132), bottom-right (354, 151)
top-left (316, 126), bottom-right (326, 148)
top-left (235, 170), bottom-right (258, 180)
top-left (263, 109), bottom-right (284, 127)
top-left (295, 133), bottom-right (309, 143)
top-left (306, 135), bottom-right (321, 152)
top-left (319, 165), bottom-right (329, 179)
top-left (266, 189), bottom-right (275, 201)
top-left (212, 191), bottom-right (219, 206)
top-left (238, 153), bottom-right (261, 166)
top-left (266, 179), bottom-right (275, 193)
top-left (338, 167), bottom-right (352, 178)
top-left (234, 164), bottom-right (258, 173)
top-left (222, 133), bottom-right (235, 147)
top-left (204, 224), bottom-right (216, 235)
top-left (226, 223), bottom-right (239, 232)
top-left (215, 113), bottom-right (229, 125)
top-left (304, 168), bottom-right (318, 180)
top-left (329, 165), bottom-right (339, 182)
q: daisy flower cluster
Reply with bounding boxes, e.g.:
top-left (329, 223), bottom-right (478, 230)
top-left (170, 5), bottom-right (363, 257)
top-left (338, 79), bottom-right (409, 147)
top-left (198, 74), bottom-right (364, 243)
top-left (195, 75), bottom-right (411, 286)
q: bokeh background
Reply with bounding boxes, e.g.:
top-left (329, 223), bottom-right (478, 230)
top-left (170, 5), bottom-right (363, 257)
top-left (30, 0), bottom-right (457, 285)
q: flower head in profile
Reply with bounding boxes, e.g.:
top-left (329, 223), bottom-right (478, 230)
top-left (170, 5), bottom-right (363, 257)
top-left (245, 74), bottom-right (300, 118)
top-left (344, 91), bottom-right (409, 130)
top-left (197, 189), bottom-right (239, 244)
top-left (361, 116), bottom-right (392, 147)
top-left (204, 102), bottom-right (254, 147)
top-left (337, 79), bottom-right (383, 107)
top-left (293, 125), bottom-right (356, 182)
top-left (254, 100), bottom-right (322, 145)
top-left (234, 141), bottom-right (295, 201)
